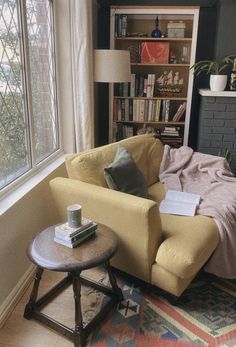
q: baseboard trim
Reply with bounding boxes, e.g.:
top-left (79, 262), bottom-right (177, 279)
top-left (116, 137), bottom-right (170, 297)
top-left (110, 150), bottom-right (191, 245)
top-left (0, 264), bottom-right (36, 328)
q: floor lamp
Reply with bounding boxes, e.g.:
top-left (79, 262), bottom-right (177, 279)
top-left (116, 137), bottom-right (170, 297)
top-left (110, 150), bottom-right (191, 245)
top-left (93, 49), bottom-right (131, 145)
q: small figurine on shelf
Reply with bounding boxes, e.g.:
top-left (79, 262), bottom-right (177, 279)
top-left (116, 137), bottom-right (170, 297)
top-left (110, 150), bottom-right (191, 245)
top-left (151, 16), bottom-right (162, 38)
top-left (174, 72), bottom-right (180, 85)
top-left (169, 50), bottom-right (177, 64)
top-left (181, 46), bottom-right (190, 63)
top-left (167, 70), bottom-right (174, 85)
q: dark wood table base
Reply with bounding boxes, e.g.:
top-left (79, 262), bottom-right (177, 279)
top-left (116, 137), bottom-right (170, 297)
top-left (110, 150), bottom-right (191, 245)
top-left (24, 262), bottom-right (123, 347)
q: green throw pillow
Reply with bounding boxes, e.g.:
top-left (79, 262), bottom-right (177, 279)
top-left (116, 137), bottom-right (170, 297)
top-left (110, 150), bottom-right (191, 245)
top-left (104, 144), bottom-right (148, 198)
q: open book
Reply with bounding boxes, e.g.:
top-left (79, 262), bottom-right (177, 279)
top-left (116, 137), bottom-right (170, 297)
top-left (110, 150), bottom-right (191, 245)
top-left (159, 190), bottom-right (201, 216)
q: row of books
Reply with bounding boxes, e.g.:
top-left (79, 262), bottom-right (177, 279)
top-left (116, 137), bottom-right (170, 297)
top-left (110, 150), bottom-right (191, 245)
top-left (117, 74), bottom-right (156, 98)
top-left (113, 98), bottom-right (186, 123)
top-left (115, 14), bottom-right (128, 37)
top-left (117, 72), bottom-right (186, 99)
top-left (114, 98), bottom-right (160, 122)
top-left (54, 217), bottom-right (97, 248)
top-left (131, 74), bottom-right (156, 98)
top-left (172, 102), bottom-right (187, 121)
top-left (115, 124), bottom-right (134, 141)
top-left (114, 123), bottom-right (183, 146)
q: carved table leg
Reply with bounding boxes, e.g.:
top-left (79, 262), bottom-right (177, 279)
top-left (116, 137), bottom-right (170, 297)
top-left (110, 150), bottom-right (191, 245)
top-left (72, 271), bottom-right (85, 347)
top-left (105, 261), bottom-right (124, 301)
top-left (24, 267), bottom-right (44, 319)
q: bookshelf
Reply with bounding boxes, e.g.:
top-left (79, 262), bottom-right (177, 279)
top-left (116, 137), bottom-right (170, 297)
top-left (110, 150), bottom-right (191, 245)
top-left (109, 6), bottom-right (199, 146)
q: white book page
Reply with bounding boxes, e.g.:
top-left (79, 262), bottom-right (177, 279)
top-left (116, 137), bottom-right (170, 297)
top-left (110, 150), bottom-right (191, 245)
top-left (159, 190), bottom-right (201, 216)
top-left (165, 190), bottom-right (201, 205)
top-left (159, 200), bottom-right (197, 216)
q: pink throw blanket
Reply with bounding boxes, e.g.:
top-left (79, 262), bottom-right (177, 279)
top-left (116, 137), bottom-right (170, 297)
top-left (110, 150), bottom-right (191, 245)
top-left (159, 145), bottom-right (236, 278)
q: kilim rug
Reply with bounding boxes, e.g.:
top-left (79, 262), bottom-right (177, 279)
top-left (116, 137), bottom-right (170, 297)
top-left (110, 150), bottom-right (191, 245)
top-left (88, 270), bottom-right (236, 347)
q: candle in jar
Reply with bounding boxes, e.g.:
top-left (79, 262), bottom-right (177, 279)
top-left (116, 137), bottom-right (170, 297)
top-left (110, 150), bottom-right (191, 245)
top-left (67, 204), bottom-right (81, 228)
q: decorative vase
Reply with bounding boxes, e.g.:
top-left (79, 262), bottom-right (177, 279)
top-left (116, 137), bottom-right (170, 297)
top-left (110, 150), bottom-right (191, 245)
top-left (151, 16), bottom-right (162, 38)
top-left (209, 75), bottom-right (227, 92)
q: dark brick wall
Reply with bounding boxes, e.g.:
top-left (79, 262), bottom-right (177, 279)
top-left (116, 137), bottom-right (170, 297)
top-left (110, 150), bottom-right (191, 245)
top-left (197, 96), bottom-right (236, 174)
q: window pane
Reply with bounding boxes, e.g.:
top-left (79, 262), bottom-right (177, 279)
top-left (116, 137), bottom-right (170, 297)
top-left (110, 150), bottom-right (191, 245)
top-left (26, 0), bottom-right (58, 164)
top-left (0, 0), bottom-right (30, 189)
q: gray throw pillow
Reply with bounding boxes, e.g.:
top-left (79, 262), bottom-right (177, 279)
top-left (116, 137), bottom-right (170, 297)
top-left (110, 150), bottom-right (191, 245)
top-left (104, 144), bottom-right (148, 198)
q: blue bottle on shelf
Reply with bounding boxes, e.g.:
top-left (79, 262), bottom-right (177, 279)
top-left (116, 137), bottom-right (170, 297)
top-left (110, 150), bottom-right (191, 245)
top-left (151, 16), bottom-right (162, 38)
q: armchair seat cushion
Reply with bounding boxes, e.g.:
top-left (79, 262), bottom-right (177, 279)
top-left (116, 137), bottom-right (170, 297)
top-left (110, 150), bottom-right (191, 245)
top-left (149, 182), bottom-right (219, 278)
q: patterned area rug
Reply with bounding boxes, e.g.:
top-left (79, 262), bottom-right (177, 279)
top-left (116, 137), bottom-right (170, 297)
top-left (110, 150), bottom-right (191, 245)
top-left (89, 271), bottom-right (236, 347)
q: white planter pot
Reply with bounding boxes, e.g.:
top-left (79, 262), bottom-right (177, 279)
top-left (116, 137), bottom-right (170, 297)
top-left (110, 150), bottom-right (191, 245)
top-left (210, 75), bottom-right (227, 92)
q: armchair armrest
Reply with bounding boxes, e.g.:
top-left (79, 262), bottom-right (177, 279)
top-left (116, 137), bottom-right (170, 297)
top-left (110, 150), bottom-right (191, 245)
top-left (49, 177), bottom-right (162, 282)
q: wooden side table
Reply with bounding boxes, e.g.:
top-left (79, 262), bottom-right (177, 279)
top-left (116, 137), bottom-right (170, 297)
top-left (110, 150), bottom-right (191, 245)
top-left (24, 224), bottom-right (123, 347)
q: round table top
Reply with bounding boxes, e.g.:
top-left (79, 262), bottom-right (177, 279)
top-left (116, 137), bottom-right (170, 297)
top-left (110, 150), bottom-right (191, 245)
top-left (27, 224), bottom-right (118, 272)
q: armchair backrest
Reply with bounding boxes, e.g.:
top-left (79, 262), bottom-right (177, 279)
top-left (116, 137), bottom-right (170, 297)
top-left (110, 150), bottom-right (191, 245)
top-left (65, 134), bottom-right (164, 187)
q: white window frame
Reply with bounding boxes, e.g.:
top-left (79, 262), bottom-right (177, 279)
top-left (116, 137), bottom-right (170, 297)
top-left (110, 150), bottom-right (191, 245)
top-left (0, 0), bottom-right (75, 213)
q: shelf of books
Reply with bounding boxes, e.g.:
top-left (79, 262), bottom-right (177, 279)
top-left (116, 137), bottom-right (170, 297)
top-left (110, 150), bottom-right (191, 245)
top-left (110, 6), bottom-right (199, 147)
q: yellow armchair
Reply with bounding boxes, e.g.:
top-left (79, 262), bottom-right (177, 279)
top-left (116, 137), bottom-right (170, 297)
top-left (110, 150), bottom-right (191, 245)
top-left (50, 134), bottom-right (219, 296)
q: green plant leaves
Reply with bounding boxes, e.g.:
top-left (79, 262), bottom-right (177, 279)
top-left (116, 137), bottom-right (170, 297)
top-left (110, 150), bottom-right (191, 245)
top-left (217, 147), bottom-right (232, 166)
top-left (190, 55), bottom-right (236, 75)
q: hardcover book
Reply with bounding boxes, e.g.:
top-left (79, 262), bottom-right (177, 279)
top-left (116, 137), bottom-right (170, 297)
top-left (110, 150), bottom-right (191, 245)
top-left (155, 100), bottom-right (161, 121)
top-left (140, 42), bottom-right (170, 64)
top-left (55, 217), bottom-right (94, 238)
top-left (56, 222), bottom-right (97, 242)
top-left (54, 227), bottom-right (96, 248)
top-left (172, 102), bottom-right (187, 122)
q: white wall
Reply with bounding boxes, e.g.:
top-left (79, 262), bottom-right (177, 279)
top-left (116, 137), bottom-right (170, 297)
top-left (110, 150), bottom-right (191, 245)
top-left (0, 164), bottom-right (67, 316)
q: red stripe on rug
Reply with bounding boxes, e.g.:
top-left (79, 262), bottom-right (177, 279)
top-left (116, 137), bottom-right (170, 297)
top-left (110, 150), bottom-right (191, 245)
top-left (135, 335), bottom-right (200, 347)
top-left (215, 330), bottom-right (236, 346)
top-left (215, 278), bottom-right (236, 293)
top-left (147, 294), bottom-right (216, 345)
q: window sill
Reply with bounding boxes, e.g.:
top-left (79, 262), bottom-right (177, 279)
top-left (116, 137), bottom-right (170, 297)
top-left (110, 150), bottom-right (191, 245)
top-left (0, 154), bottom-right (66, 216)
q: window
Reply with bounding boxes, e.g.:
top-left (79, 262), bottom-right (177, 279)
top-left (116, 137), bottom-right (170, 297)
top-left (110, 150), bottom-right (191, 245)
top-left (0, 0), bottom-right (58, 191)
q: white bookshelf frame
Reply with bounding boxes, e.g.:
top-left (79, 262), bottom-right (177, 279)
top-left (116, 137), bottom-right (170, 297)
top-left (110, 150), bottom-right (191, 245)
top-left (109, 6), bottom-right (199, 145)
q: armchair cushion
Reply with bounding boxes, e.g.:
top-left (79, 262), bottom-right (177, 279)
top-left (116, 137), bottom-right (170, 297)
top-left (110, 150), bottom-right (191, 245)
top-left (104, 144), bottom-right (148, 198)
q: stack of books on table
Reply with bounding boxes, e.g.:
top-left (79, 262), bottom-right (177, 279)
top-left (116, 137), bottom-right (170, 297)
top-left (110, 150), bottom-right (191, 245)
top-left (54, 217), bottom-right (97, 248)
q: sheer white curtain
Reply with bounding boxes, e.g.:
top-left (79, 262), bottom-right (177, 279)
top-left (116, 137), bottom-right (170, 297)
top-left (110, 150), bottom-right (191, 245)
top-left (70, 0), bottom-right (94, 151)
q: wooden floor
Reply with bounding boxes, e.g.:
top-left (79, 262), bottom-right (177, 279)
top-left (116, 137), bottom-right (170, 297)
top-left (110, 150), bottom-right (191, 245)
top-left (0, 269), bottom-right (107, 347)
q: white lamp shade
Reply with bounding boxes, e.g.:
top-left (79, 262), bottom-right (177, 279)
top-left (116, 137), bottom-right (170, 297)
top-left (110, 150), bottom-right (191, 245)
top-left (94, 49), bottom-right (131, 83)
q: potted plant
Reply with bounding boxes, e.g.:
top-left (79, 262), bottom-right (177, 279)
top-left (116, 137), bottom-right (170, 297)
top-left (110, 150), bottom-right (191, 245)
top-left (190, 55), bottom-right (235, 92)
top-left (218, 147), bottom-right (232, 168)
